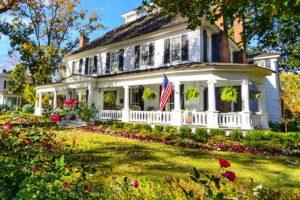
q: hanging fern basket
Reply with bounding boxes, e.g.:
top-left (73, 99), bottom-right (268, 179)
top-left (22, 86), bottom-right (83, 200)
top-left (220, 86), bottom-right (238, 103)
top-left (185, 87), bottom-right (200, 101)
top-left (104, 92), bottom-right (116, 104)
top-left (250, 90), bottom-right (261, 99)
top-left (142, 88), bottom-right (156, 102)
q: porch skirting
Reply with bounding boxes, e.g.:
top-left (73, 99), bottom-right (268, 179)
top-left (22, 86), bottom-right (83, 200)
top-left (98, 110), bottom-right (269, 130)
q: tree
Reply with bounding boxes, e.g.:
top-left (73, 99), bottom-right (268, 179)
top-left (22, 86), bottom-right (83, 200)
top-left (0, 0), bottom-right (23, 14)
top-left (6, 63), bottom-right (27, 94)
top-left (0, 0), bottom-right (103, 89)
top-left (143, 0), bottom-right (300, 71)
top-left (23, 84), bottom-right (37, 105)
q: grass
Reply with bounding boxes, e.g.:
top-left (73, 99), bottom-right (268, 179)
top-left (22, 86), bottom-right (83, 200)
top-left (56, 129), bottom-right (300, 188)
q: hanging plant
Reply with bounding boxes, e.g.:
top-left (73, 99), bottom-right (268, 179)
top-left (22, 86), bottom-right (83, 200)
top-left (250, 90), bottom-right (261, 99)
top-left (185, 87), bottom-right (199, 101)
top-left (221, 86), bottom-right (238, 103)
top-left (104, 92), bottom-right (116, 104)
top-left (142, 88), bottom-right (157, 102)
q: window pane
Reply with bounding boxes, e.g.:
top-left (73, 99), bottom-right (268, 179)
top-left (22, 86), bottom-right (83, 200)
top-left (141, 44), bottom-right (149, 66)
top-left (171, 36), bottom-right (181, 61)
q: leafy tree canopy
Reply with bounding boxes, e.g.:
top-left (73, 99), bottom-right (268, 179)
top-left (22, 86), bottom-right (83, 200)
top-left (0, 0), bottom-right (103, 92)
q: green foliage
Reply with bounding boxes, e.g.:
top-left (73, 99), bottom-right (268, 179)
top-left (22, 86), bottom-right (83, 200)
top-left (220, 87), bottom-right (238, 103)
top-left (210, 129), bottom-right (226, 137)
top-left (164, 126), bottom-right (178, 136)
top-left (124, 123), bottom-right (135, 132)
top-left (230, 130), bottom-right (243, 141)
top-left (21, 104), bottom-right (34, 114)
top-left (185, 87), bottom-right (199, 101)
top-left (142, 88), bottom-right (156, 102)
top-left (78, 102), bottom-right (98, 122)
top-left (153, 125), bottom-right (164, 137)
top-left (103, 91), bottom-right (116, 104)
top-left (23, 84), bottom-right (37, 105)
top-left (113, 122), bottom-right (126, 129)
top-left (179, 126), bottom-right (192, 139)
top-left (194, 128), bottom-right (209, 143)
top-left (7, 63), bottom-right (27, 94)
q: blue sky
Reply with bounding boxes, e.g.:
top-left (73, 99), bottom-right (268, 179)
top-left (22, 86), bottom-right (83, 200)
top-left (0, 0), bottom-right (142, 70)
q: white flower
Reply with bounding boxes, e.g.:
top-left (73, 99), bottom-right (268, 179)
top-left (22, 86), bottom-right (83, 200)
top-left (253, 192), bottom-right (259, 197)
top-left (253, 184), bottom-right (263, 191)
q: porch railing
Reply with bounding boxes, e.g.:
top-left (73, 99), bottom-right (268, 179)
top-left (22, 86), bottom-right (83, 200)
top-left (99, 110), bottom-right (122, 121)
top-left (129, 111), bottom-right (172, 124)
top-left (183, 112), bottom-right (207, 126)
top-left (218, 113), bottom-right (242, 128)
top-left (251, 113), bottom-right (267, 128)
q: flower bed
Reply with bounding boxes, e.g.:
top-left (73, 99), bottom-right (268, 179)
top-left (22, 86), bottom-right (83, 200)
top-left (80, 122), bottom-right (300, 156)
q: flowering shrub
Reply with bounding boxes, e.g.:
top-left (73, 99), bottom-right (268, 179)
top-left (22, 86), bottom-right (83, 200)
top-left (51, 113), bottom-right (62, 122)
top-left (64, 98), bottom-right (78, 107)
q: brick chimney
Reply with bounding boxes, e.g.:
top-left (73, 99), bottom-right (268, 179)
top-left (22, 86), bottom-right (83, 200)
top-left (233, 18), bottom-right (243, 47)
top-left (79, 35), bottom-right (89, 47)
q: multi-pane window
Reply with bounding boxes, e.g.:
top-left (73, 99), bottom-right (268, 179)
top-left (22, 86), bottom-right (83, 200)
top-left (110, 52), bottom-right (119, 73)
top-left (79, 59), bottom-right (83, 74)
top-left (265, 59), bottom-right (271, 68)
top-left (140, 43), bottom-right (154, 67)
top-left (171, 36), bottom-right (181, 61)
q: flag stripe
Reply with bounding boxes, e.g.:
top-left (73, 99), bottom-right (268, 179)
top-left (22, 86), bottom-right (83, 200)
top-left (160, 74), bottom-right (173, 111)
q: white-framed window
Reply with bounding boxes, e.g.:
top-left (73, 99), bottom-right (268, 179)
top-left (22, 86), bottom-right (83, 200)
top-left (171, 35), bottom-right (181, 62)
top-left (131, 88), bottom-right (140, 106)
top-left (110, 52), bottom-right (119, 73)
top-left (140, 42), bottom-right (155, 67)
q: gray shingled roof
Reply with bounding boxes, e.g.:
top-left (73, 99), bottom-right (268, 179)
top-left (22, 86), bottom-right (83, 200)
top-left (70, 14), bottom-right (186, 55)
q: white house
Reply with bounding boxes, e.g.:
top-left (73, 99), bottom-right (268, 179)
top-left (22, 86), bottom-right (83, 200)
top-left (0, 69), bottom-right (23, 107)
top-left (34, 8), bottom-right (279, 130)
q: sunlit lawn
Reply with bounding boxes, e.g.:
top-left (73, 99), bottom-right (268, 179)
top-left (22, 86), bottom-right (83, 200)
top-left (56, 129), bottom-right (300, 188)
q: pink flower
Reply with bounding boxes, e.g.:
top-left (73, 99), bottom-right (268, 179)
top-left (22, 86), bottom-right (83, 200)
top-left (2, 123), bottom-right (13, 131)
top-left (63, 182), bottom-right (70, 189)
top-left (222, 171), bottom-right (237, 182)
top-left (42, 140), bottom-right (52, 148)
top-left (131, 178), bottom-right (139, 188)
top-left (64, 99), bottom-right (78, 107)
top-left (51, 114), bottom-right (62, 122)
top-left (219, 157), bottom-right (231, 168)
top-left (24, 138), bottom-right (33, 145)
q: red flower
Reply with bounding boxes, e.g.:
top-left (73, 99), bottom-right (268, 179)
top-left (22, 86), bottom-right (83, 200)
top-left (131, 178), bottom-right (139, 188)
top-left (222, 171), bottom-right (236, 182)
top-left (86, 185), bottom-right (95, 193)
top-left (64, 99), bottom-right (78, 107)
top-left (24, 138), bottom-right (33, 145)
top-left (2, 123), bottom-right (13, 131)
top-left (72, 138), bottom-right (76, 146)
top-left (219, 157), bottom-right (230, 168)
top-left (43, 140), bottom-right (52, 148)
top-left (63, 182), bottom-right (70, 189)
top-left (28, 166), bottom-right (40, 173)
top-left (51, 114), bottom-right (62, 122)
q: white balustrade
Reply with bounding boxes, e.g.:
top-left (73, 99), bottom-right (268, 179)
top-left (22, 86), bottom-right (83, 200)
top-left (218, 113), bottom-right (242, 128)
top-left (99, 110), bottom-right (122, 121)
top-left (129, 111), bottom-right (172, 124)
top-left (183, 112), bottom-right (207, 126)
top-left (251, 113), bottom-right (267, 128)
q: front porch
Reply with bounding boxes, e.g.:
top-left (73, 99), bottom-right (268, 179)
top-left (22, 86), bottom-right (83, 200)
top-left (35, 63), bottom-right (271, 130)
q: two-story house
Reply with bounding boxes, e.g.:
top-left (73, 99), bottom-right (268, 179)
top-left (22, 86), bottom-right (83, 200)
top-left (34, 7), bottom-right (276, 130)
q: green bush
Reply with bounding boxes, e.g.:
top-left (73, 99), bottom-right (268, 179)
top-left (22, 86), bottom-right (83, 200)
top-left (230, 130), bottom-right (243, 141)
top-left (153, 125), bottom-right (164, 137)
top-left (194, 128), bottom-right (208, 143)
top-left (78, 102), bottom-right (98, 122)
top-left (164, 126), bottom-right (179, 137)
top-left (96, 121), bottom-right (114, 126)
top-left (134, 123), bottom-right (144, 132)
top-left (113, 122), bottom-right (125, 129)
top-left (179, 126), bottom-right (192, 139)
top-left (141, 124), bottom-right (153, 134)
top-left (124, 123), bottom-right (135, 132)
top-left (244, 130), bottom-right (264, 141)
top-left (209, 129), bottom-right (226, 137)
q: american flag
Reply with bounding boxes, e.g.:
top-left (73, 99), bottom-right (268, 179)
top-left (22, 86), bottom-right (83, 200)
top-left (160, 74), bottom-right (173, 111)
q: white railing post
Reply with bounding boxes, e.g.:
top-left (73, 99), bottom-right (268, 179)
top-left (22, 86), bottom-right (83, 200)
top-left (172, 81), bottom-right (183, 127)
top-left (122, 85), bottom-right (130, 122)
top-left (206, 80), bottom-right (219, 128)
top-left (241, 80), bottom-right (253, 130)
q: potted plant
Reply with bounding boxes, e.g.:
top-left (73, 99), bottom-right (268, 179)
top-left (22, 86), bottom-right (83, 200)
top-left (220, 86), bottom-right (238, 103)
top-left (61, 98), bottom-right (78, 120)
top-left (250, 90), bottom-right (261, 99)
top-left (142, 88), bottom-right (157, 102)
top-left (185, 87), bottom-right (199, 101)
top-left (78, 102), bottom-right (98, 125)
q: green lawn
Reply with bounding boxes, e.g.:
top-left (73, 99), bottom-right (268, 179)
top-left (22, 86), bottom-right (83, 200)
top-left (56, 129), bottom-right (300, 188)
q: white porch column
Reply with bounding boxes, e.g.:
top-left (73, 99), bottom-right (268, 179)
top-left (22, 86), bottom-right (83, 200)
top-left (53, 90), bottom-right (57, 109)
top-left (88, 83), bottom-right (94, 105)
top-left (122, 85), bottom-right (130, 122)
top-left (258, 83), bottom-right (269, 129)
top-left (206, 80), bottom-right (219, 128)
top-left (172, 81), bottom-right (182, 126)
top-left (241, 80), bottom-right (252, 130)
top-left (35, 92), bottom-right (42, 116)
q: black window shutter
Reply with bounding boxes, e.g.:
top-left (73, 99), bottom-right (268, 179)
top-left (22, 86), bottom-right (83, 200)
top-left (211, 33), bottom-right (220, 62)
top-left (181, 34), bottom-right (189, 61)
top-left (85, 58), bottom-right (89, 75)
top-left (106, 53), bottom-right (110, 74)
top-left (204, 88), bottom-right (208, 111)
top-left (203, 30), bottom-right (208, 62)
top-left (216, 87), bottom-right (221, 111)
top-left (134, 46), bottom-right (140, 69)
top-left (72, 61), bottom-right (76, 75)
top-left (164, 38), bottom-right (170, 64)
top-left (86, 90), bottom-right (89, 103)
top-left (148, 43), bottom-right (155, 66)
top-left (79, 59), bottom-right (83, 73)
top-left (180, 84), bottom-right (185, 110)
top-left (234, 86), bottom-right (242, 111)
top-left (138, 86), bottom-right (145, 111)
top-left (93, 56), bottom-right (98, 74)
top-left (119, 49), bottom-right (124, 71)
